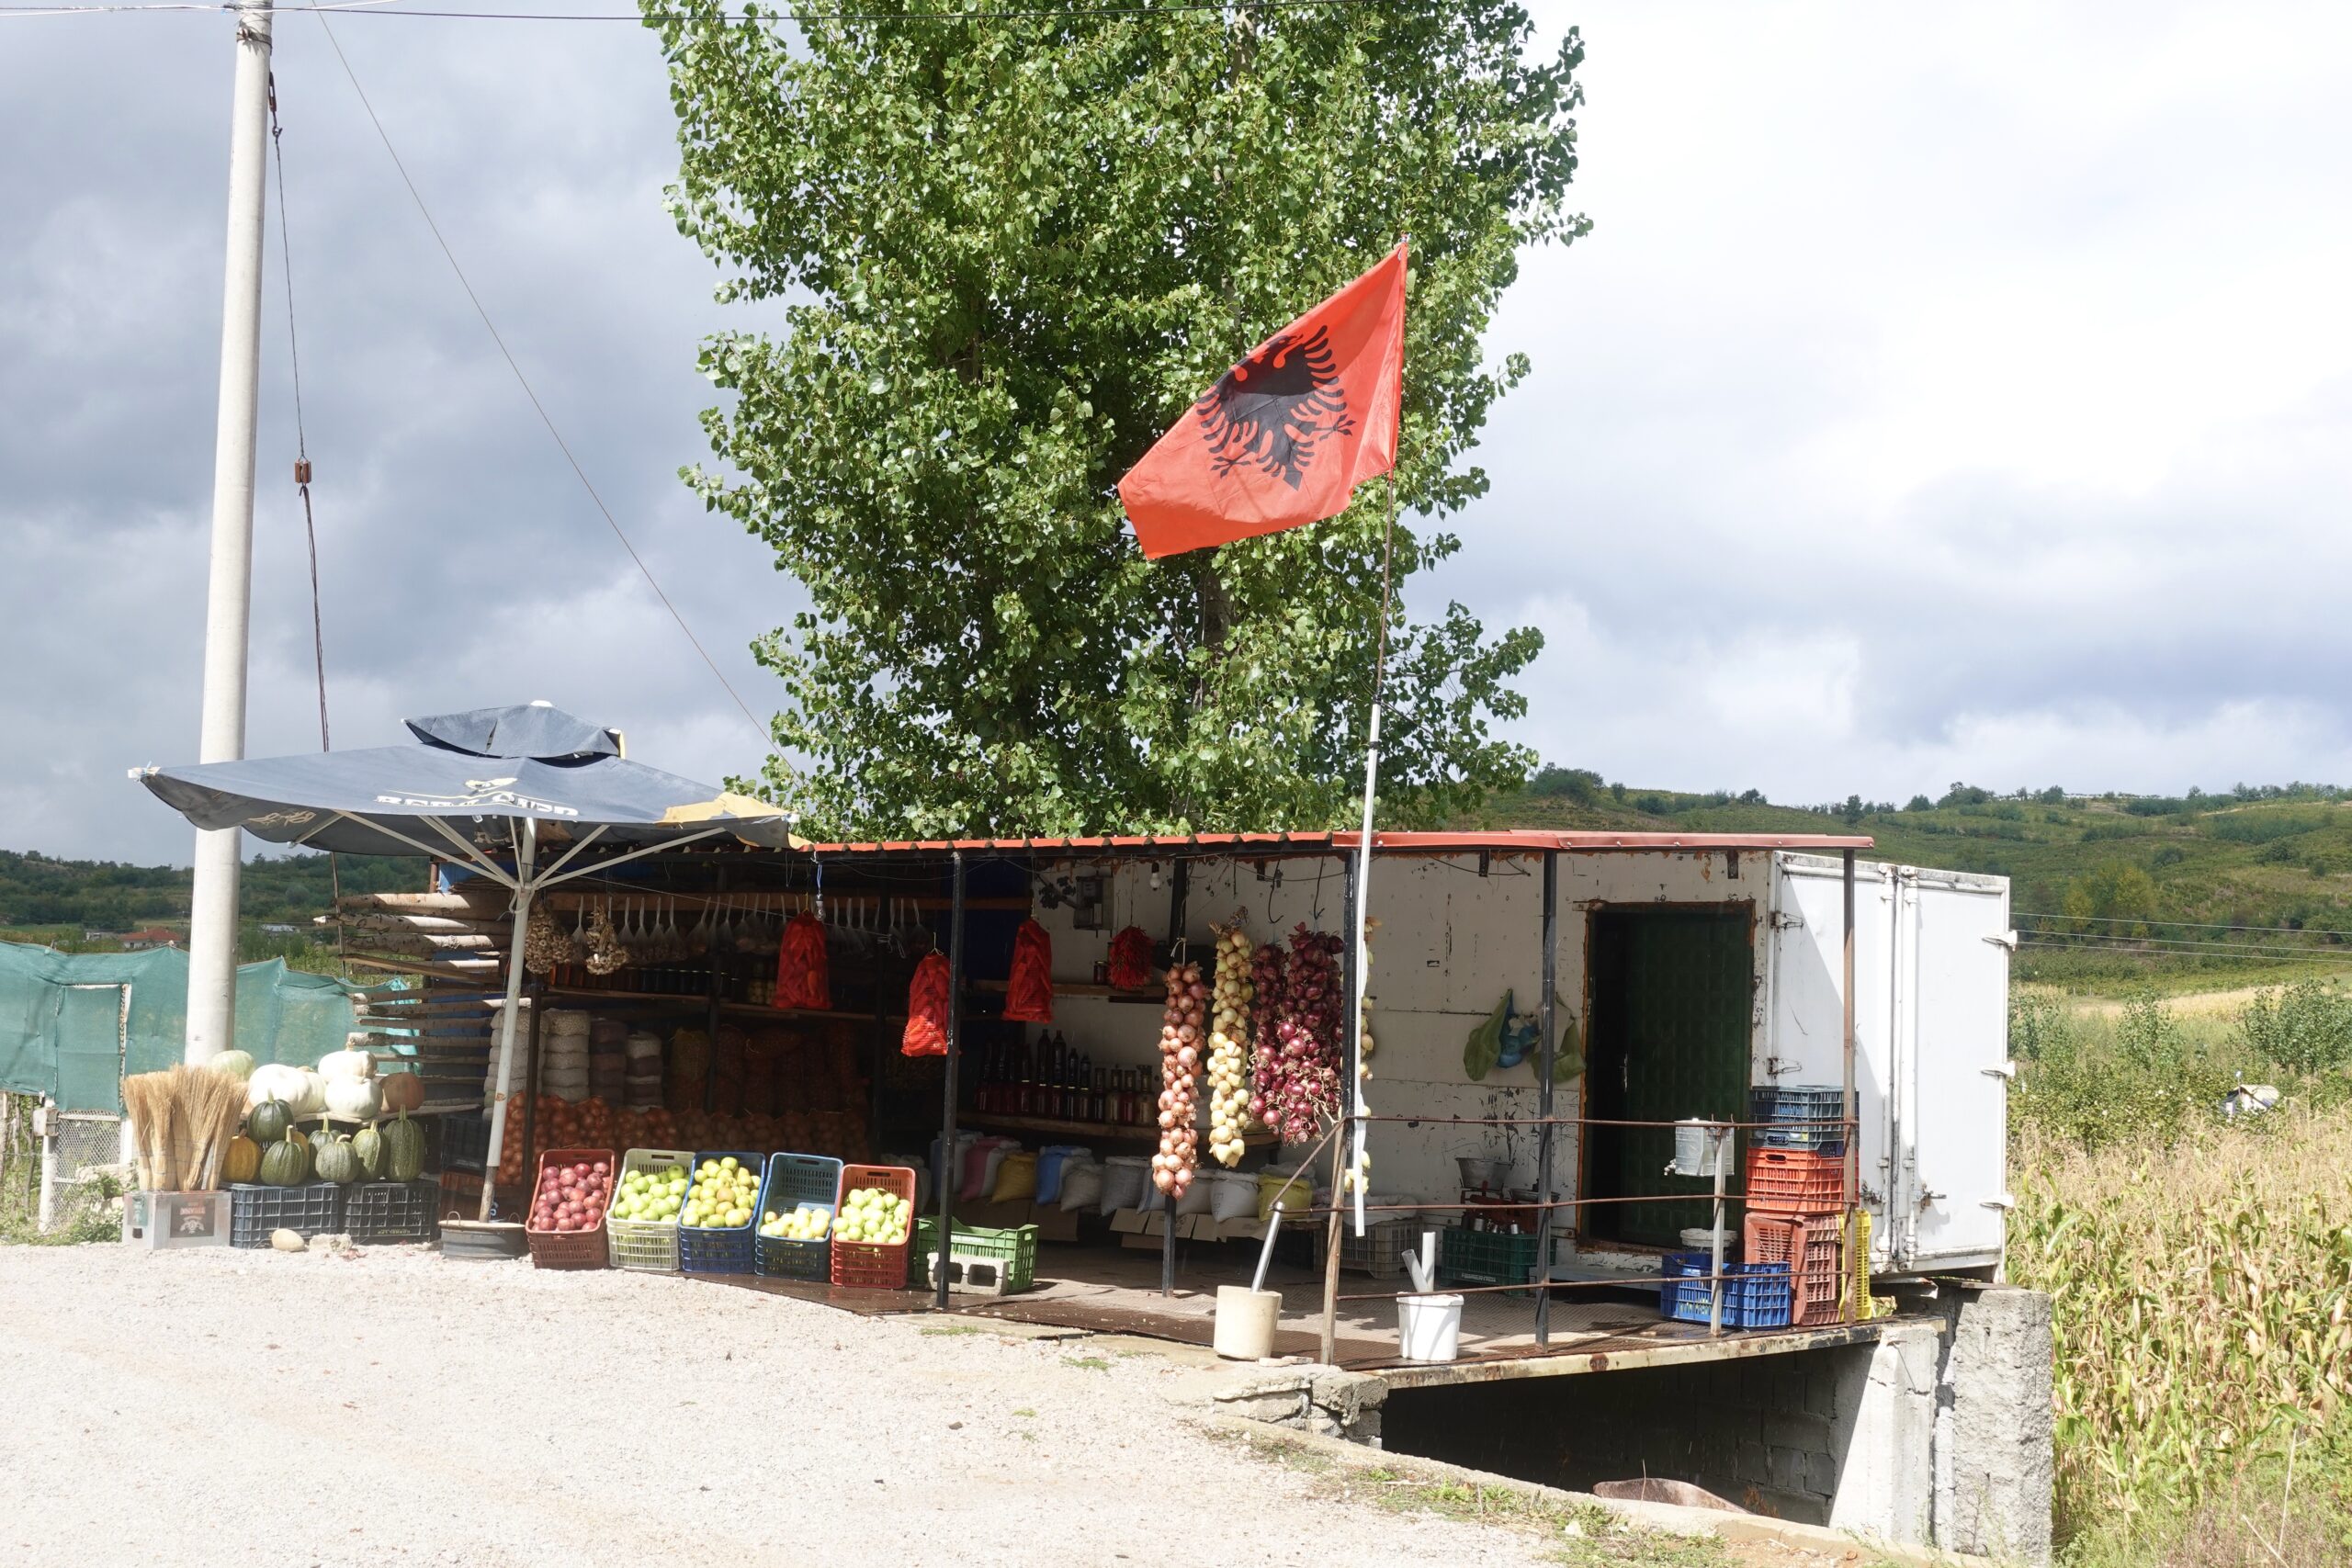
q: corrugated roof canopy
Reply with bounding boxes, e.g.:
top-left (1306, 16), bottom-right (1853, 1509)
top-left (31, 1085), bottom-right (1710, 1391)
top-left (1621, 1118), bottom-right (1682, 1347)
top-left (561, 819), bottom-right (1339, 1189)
top-left (789, 829), bottom-right (1873, 858)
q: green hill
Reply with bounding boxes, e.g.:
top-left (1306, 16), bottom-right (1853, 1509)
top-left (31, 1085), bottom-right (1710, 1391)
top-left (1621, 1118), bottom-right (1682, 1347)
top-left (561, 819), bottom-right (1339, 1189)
top-left (0, 849), bottom-right (416, 962)
top-left (1463, 775), bottom-right (2352, 992)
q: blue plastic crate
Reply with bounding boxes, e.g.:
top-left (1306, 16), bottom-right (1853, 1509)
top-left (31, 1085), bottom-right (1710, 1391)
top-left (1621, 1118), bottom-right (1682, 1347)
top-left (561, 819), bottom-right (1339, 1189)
top-left (754, 1152), bottom-right (842, 1281)
top-left (677, 1151), bottom-right (764, 1275)
top-left (1748, 1086), bottom-right (1848, 1156)
top-left (1661, 1253), bottom-right (1792, 1329)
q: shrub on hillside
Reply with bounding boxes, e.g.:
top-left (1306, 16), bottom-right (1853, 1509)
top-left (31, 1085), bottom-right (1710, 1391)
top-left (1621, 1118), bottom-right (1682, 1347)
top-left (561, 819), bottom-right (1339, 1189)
top-left (2237, 981), bottom-right (2352, 1077)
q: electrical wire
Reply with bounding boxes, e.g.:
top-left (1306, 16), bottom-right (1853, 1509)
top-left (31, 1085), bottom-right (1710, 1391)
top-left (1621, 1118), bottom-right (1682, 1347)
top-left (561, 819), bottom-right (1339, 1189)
top-left (6, 0), bottom-right (1416, 19)
top-left (2018, 911), bottom-right (2352, 940)
top-left (310, 11), bottom-right (772, 746)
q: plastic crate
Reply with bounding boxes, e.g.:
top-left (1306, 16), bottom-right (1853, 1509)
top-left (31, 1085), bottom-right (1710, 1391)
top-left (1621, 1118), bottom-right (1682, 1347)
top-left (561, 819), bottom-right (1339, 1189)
top-left (347, 1179), bottom-right (440, 1245)
top-left (228, 1182), bottom-right (345, 1248)
top-left (1745, 1146), bottom-right (1845, 1215)
top-left (755, 1152), bottom-right (842, 1282)
top-left (911, 1217), bottom-right (1038, 1294)
top-left (606, 1148), bottom-right (694, 1272)
top-left (1311, 1215), bottom-right (1425, 1280)
top-left (678, 1150), bottom-right (764, 1275)
top-left (1438, 1225), bottom-right (1544, 1297)
top-left (1748, 1086), bottom-right (1848, 1155)
top-left (439, 1111), bottom-right (491, 1172)
top-left (1660, 1254), bottom-right (1792, 1329)
top-left (525, 1148), bottom-right (614, 1269)
top-left (831, 1163), bottom-right (918, 1290)
top-left (1743, 1212), bottom-right (1845, 1325)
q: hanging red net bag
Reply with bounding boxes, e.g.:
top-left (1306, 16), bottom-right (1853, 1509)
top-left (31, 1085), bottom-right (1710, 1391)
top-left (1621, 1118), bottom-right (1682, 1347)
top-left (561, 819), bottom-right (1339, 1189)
top-left (1003, 919), bottom-right (1055, 1023)
top-left (773, 912), bottom-right (831, 1011)
top-left (1107, 925), bottom-right (1154, 991)
top-left (901, 951), bottom-right (952, 1056)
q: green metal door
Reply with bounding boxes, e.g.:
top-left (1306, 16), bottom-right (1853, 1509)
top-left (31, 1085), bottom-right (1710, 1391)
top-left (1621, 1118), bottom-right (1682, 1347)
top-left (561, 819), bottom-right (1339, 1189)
top-left (1585, 909), bottom-right (1751, 1247)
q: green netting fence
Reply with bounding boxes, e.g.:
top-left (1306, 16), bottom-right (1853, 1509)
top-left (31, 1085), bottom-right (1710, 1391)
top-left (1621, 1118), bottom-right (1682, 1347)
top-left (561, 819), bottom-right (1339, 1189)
top-left (0, 943), bottom-right (359, 1112)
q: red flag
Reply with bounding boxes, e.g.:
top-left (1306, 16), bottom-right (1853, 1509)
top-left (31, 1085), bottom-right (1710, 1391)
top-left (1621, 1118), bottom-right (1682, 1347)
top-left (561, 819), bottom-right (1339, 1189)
top-left (1120, 242), bottom-right (1407, 559)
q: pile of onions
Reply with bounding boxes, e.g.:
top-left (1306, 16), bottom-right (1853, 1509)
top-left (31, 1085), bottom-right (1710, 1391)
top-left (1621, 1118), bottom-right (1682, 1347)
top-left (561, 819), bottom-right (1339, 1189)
top-left (1205, 921), bottom-right (1254, 1168)
top-left (1151, 961), bottom-right (1207, 1195)
top-left (1248, 924), bottom-right (1344, 1145)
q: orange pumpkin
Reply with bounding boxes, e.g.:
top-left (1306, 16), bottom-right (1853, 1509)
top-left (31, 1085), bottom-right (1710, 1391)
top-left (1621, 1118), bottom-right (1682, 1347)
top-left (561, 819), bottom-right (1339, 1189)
top-left (379, 1072), bottom-right (424, 1115)
top-left (223, 1134), bottom-right (262, 1184)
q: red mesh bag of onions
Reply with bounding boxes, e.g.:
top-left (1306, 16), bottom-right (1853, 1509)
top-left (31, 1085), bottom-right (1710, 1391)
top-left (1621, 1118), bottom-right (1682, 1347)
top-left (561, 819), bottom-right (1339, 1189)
top-left (772, 912), bottom-right (831, 1011)
top-left (901, 952), bottom-right (952, 1056)
top-left (1107, 925), bottom-right (1154, 990)
top-left (1002, 919), bottom-right (1054, 1023)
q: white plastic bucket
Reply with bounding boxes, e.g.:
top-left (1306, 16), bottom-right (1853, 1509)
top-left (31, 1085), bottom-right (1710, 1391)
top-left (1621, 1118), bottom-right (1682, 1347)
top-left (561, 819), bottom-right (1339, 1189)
top-left (1671, 1120), bottom-right (1731, 1178)
top-left (1396, 1292), bottom-right (1464, 1363)
top-left (1213, 1285), bottom-right (1282, 1360)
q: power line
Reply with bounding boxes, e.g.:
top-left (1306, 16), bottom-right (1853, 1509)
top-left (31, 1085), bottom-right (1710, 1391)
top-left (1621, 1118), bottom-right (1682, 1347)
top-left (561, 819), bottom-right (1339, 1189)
top-left (2016, 938), bottom-right (2352, 968)
top-left (2018, 931), bottom-right (2352, 960)
top-left (310, 10), bottom-right (771, 746)
top-left (9, 0), bottom-right (1415, 20)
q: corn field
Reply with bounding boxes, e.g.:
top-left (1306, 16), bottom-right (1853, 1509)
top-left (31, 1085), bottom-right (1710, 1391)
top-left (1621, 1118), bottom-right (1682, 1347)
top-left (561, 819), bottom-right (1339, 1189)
top-left (2011, 1108), bottom-right (2352, 1537)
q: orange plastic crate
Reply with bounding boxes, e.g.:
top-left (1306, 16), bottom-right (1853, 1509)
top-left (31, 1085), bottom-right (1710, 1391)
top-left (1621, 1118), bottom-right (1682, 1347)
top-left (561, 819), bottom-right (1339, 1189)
top-left (1742, 1212), bottom-right (1845, 1325)
top-left (1744, 1146), bottom-right (1844, 1216)
top-left (830, 1163), bottom-right (918, 1290)
top-left (525, 1147), bottom-right (614, 1269)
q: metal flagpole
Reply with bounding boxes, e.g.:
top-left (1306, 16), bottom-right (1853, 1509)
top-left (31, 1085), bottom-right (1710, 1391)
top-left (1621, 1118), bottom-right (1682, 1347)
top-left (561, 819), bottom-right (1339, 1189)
top-left (1345, 474), bottom-right (1396, 1237)
top-left (184, 0), bottom-right (277, 1065)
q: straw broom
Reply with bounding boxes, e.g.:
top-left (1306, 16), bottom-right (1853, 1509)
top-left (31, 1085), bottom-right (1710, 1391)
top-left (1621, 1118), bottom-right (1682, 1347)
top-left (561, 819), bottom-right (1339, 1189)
top-left (179, 1066), bottom-right (244, 1190)
top-left (123, 1069), bottom-right (177, 1191)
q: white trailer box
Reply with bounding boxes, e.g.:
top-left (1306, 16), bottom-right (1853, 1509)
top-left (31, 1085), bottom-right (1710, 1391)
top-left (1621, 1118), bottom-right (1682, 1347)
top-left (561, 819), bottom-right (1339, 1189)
top-left (1763, 853), bottom-right (2012, 1275)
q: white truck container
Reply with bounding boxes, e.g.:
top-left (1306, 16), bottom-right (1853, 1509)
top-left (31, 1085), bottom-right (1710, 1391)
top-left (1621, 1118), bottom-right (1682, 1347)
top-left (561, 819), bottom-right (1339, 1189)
top-left (1762, 853), bottom-right (2013, 1276)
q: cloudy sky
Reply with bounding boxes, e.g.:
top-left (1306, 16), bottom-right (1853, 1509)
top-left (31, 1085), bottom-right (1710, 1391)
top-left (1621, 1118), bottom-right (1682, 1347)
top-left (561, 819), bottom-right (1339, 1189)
top-left (4, 1), bottom-right (2348, 863)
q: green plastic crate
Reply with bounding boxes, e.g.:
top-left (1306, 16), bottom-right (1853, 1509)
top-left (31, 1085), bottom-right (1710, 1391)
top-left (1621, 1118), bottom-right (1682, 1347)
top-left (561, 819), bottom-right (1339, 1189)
top-left (1438, 1225), bottom-right (1544, 1298)
top-left (910, 1218), bottom-right (1038, 1295)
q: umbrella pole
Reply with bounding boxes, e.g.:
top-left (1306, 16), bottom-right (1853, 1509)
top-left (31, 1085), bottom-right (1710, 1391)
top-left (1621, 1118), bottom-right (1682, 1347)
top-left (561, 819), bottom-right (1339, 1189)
top-left (479, 818), bottom-right (537, 1223)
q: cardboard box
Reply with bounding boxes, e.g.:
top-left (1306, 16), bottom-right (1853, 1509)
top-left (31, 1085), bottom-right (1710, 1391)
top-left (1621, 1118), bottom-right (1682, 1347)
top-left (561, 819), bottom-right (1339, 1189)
top-left (122, 1190), bottom-right (232, 1249)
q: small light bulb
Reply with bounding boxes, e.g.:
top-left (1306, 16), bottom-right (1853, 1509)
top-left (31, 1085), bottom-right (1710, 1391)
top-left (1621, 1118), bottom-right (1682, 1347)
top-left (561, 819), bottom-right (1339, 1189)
top-left (1148, 862), bottom-right (1162, 891)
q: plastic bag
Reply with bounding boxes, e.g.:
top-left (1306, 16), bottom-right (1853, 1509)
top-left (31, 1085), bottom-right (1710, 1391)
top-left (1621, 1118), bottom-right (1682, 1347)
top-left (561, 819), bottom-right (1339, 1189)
top-left (1107, 925), bottom-right (1154, 990)
top-left (991, 1150), bottom-right (1038, 1202)
top-left (1464, 993), bottom-right (1507, 1081)
top-left (901, 952), bottom-right (951, 1056)
top-left (1002, 919), bottom-right (1055, 1023)
top-left (773, 912), bottom-right (831, 1011)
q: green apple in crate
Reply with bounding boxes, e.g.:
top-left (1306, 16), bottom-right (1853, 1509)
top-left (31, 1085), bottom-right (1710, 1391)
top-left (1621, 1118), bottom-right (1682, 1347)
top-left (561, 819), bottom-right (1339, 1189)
top-left (837, 1187), bottom-right (910, 1245)
top-left (614, 1166), bottom-right (689, 1222)
top-left (684, 1157), bottom-right (760, 1228)
top-left (761, 1204), bottom-right (831, 1241)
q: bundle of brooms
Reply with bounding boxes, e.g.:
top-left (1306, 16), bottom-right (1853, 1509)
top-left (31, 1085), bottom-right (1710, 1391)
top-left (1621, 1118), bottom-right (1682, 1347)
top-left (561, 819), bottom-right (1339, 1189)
top-left (122, 1066), bottom-right (245, 1191)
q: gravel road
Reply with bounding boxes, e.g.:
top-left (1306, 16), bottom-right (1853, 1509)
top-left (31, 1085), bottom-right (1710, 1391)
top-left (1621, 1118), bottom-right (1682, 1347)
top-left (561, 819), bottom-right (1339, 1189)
top-left (0, 1244), bottom-right (1555, 1568)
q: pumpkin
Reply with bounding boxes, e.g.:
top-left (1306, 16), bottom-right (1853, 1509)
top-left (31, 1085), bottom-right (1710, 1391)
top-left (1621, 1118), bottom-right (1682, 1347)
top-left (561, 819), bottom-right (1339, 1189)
top-left (381, 1110), bottom-right (425, 1183)
top-left (319, 1046), bottom-right (375, 1083)
top-left (313, 1129), bottom-right (361, 1186)
top-left (351, 1122), bottom-right (386, 1180)
top-left (324, 1077), bottom-right (380, 1121)
top-left (209, 1049), bottom-right (256, 1083)
top-left (294, 1069), bottom-right (329, 1117)
top-left (379, 1072), bottom-right (424, 1115)
top-left (248, 1063), bottom-right (308, 1109)
top-left (259, 1135), bottom-right (310, 1187)
top-left (247, 1097), bottom-right (293, 1145)
top-left (224, 1134), bottom-right (262, 1183)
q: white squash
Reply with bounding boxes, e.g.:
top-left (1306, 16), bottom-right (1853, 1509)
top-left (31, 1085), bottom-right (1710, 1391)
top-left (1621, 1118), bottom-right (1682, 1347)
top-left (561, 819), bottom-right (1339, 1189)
top-left (324, 1075), bottom-right (380, 1121)
top-left (318, 1046), bottom-right (376, 1082)
top-left (247, 1063), bottom-right (310, 1109)
top-left (208, 1048), bottom-right (256, 1083)
top-left (294, 1069), bottom-right (328, 1117)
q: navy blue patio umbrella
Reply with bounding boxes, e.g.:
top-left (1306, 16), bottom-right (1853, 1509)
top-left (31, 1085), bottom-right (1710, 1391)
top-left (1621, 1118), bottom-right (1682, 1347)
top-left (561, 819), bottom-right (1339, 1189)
top-left (138, 702), bottom-right (800, 1218)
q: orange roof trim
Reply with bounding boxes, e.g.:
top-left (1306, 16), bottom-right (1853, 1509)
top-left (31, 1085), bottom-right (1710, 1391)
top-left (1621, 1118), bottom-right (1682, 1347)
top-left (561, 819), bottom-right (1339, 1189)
top-left (796, 829), bottom-right (1873, 856)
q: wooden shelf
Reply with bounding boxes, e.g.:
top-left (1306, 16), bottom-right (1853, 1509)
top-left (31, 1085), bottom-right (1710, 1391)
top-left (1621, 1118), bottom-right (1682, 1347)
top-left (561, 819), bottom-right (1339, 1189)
top-left (967, 977), bottom-right (1165, 1002)
top-left (719, 1000), bottom-right (885, 1023)
top-left (961, 1111), bottom-right (1276, 1147)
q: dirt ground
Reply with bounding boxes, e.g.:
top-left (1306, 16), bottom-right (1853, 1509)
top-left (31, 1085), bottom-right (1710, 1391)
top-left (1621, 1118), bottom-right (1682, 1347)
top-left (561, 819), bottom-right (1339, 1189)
top-left (0, 1242), bottom-right (1585, 1568)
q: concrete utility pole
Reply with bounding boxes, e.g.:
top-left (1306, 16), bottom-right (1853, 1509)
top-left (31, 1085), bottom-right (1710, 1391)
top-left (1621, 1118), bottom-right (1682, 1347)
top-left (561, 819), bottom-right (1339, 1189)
top-left (184, 0), bottom-right (275, 1065)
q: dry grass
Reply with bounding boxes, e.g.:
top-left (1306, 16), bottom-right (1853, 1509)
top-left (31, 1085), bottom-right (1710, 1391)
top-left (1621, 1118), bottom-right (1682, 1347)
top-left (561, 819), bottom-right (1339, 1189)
top-left (2011, 1109), bottom-right (2352, 1540)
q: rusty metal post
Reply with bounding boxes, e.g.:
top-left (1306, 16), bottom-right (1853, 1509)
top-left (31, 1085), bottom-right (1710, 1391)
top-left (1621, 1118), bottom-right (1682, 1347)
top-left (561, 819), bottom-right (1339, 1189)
top-left (934, 851), bottom-right (967, 1311)
top-left (1533, 850), bottom-right (1558, 1345)
top-left (1841, 847), bottom-right (1858, 1323)
top-left (1318, 849), bottom-right (1360, 1365)
top-left (1162, 858), bottom-right (1188, 1299)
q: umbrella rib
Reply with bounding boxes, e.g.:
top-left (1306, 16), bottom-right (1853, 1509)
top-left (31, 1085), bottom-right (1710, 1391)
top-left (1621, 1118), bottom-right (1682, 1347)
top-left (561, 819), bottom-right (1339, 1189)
top-left (527, 826), bottom-right (732, 895)
top-left (406, 814), bottom-right (519, 889)
top-left (534, 824), bottom-right (610, 884)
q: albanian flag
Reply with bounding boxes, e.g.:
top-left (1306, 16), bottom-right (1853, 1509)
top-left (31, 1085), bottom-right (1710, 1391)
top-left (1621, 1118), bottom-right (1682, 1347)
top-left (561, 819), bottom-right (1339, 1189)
top-left (1120, 242), bottom-right (1407, 559)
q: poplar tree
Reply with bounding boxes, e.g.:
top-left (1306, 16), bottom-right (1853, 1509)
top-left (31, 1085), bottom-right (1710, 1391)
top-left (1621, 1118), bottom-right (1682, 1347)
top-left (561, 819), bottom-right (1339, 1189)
top-left (648, 0), bottom-right (1586, 837)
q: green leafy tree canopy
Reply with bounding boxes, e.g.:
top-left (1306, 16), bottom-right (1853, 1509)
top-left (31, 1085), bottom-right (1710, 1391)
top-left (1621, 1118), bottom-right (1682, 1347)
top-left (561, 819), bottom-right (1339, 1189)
top-left (648, 0), bottom-right (1587, 837)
